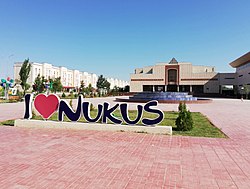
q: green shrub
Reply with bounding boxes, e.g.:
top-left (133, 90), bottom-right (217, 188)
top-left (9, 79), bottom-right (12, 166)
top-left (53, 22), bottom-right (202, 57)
top-left (9, 99), bottom-right (17, 103)
top-left (32, 110), bottom-right (36, 117)
top-left (69, 91), bottom-right (74, 98)
top-left (178, 101), bottom-right (185, 111)
top-left (69, 99), bottom-right (73, 108)
top-left (74, 93), bottom-right (78, 98)
top-left (17, 90), bottom-right (23, 98)
top-left (62, 92), bottom-right (66, 98)
top-left (175, 102), bottom-right (193, 131)
top-left (0, 87), bottom-right (4, 96)
top-left (90, 103), bottom-right (95, 111)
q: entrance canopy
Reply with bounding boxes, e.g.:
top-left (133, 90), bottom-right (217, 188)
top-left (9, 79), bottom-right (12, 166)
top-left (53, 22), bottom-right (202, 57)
top-left (230, 51), bottom-right (250, 68)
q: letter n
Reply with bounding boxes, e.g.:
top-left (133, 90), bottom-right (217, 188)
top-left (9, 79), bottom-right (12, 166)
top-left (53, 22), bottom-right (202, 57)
top-left (58, 95), bottom-right (82, 121)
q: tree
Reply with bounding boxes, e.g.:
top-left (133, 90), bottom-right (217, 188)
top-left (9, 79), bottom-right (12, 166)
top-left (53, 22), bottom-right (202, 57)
top-left (96, 75), bottom-right (110, 96)
top-left (104, 80), bottom-right (110, 91)
top-left (96, 75), bottom-right (105, 89)
top-left (52, 77), bottom-right (63, 93)
top-left (19, 59), bottom-right (31, 95)
top-left (243, 84), bottom-right (250, 99)
top-left (124, 85), bottom-right (130, 92)
top-left (96, 75), bottom-right (110, 90)
top-left (0, 86), bottom-right (4, 96)
top-left (79, 80), bottom-right (85, 94)
top-left (87, 83), bottom-right (93, 92)
top-left (175, 102), bottom-right (193, 131)
top-left (111, 85), bottom-right (119, 96)
top-left (87, 83), bottom-right (95, 96)
top-left (33, 74), bottom-right (46, 94)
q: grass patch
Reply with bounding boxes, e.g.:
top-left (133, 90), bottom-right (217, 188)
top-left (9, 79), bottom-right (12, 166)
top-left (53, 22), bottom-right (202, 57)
top-left (1, 120), bottom-right (15, 126)
top-left (1, 110), bottom-right (226, 138)
top-left (171, 112), bottom-right (226, 138)
top-left (0, 99), bottom-right (20, 103)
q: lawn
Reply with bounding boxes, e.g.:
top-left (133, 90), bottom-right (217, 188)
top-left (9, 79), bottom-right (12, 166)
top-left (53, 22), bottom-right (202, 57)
top-left (0, 99), bottom-right (20, 103)
top-left (1, 110), bottom-right (226, 138)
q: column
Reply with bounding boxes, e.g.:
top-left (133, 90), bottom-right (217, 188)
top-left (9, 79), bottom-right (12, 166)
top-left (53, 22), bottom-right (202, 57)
top-left (177, 85), bottom-right (179, 92)
top-left (190, 85), bottom-right (192, 92)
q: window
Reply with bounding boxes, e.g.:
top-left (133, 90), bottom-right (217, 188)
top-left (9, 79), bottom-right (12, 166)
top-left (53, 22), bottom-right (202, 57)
top-left (168, 69), bottom-right (177, 82)
top-left (239, 75), bottom-right (243, 77)
top-left (146, 69), bottom-right (153, 74)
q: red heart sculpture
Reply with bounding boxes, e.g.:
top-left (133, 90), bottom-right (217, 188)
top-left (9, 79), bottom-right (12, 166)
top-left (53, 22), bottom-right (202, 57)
top-left (34, 94), bottom-right (59, 119)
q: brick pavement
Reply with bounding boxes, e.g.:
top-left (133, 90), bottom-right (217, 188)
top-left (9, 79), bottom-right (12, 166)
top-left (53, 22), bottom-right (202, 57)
top-left (0, 102), bottom-right (24, 122)
top-left (0, 98), bottom-right (250, 188)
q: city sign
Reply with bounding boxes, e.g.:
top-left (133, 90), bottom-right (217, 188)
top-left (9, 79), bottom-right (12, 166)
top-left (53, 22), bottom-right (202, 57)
top-left (24, 94), bottom-right (164, 126)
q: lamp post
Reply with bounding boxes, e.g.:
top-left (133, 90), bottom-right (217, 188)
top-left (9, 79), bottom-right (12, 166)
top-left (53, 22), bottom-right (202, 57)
top-left (241, 86), bottom-right (244, 101)
top-left (104, 87), bottom-right (107, 96)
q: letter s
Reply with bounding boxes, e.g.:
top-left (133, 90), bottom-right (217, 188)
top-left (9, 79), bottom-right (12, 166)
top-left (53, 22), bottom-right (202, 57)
top-left (142, 100), bottom-right (164, 125)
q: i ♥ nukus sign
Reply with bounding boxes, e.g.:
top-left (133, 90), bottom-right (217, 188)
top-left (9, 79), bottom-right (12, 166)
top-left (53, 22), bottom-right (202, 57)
top-left (24, 94), bottom-right (164, 126)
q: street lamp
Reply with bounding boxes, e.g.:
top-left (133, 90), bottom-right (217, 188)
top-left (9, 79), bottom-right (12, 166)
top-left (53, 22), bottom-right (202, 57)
top-left (241, 86), bottom-right (244, 100)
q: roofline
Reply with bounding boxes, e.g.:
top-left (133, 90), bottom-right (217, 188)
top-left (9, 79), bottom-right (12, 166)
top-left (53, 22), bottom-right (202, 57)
top-left (229, 51), bottom-right (250, 68)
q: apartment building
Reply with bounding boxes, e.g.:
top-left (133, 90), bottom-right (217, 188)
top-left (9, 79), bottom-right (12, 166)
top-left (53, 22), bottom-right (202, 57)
top-left (14, 62), bottom-right (128, 90)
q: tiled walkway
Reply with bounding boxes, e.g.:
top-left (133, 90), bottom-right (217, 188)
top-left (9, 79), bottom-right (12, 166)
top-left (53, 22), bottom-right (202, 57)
top-left (0, 102), bottom-right (24, 122)
top-left (1, 98), bottom-right (250, 188)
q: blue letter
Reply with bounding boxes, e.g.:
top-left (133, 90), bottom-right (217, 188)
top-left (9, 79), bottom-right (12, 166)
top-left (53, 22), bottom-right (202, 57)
top-left (24, 94), bottom-right (33, 119)
top-left (82, 102), bottom-right (103, 122)
top-left (102, 102), bottom-right (122, 124)
top-left (120, 104), bottom-right (143, 125)
top-left (142, 101), bottom-right (164, 125)
top-left (58, 95), bottom-right (82, 121)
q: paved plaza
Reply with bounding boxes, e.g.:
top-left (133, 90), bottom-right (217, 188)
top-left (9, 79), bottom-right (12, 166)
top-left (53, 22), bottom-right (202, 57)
top-left (1, 97), bottom-right (250, 188)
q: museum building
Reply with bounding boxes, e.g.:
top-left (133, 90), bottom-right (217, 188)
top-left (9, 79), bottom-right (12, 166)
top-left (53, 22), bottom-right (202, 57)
top-left (130, 52), bottom-right (250, 94)
top-left (229, 52), bottom-right (250, 88)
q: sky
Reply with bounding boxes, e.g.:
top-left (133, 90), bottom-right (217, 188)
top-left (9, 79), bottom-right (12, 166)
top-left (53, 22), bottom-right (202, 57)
top-left (0, 0), bottom-right (250, 81)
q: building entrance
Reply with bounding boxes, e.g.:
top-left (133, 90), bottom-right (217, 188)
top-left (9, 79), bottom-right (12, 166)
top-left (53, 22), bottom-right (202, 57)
top-left (143, 85), bottom-right (153, 92)
top-left (167, 85), bottom-right (178, 92)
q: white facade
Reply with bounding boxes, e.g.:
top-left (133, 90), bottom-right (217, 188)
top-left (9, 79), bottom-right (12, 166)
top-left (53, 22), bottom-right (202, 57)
top-left (130, 59), bottom-right (219, 93)
top-left (229, 52), bottom-right (250, 89)
top-left (236, 62), bottom-right (250, 86)
top-left (130, 54), bottom-right (250, 94)
top-left (107, 78), bottom-right (129, 89)
top-left (14, 62), bottom-right (128, 89)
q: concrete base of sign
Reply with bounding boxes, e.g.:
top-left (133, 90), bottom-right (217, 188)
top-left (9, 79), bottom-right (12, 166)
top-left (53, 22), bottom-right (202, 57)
top-left (14, 119), bottom-right (172, 135)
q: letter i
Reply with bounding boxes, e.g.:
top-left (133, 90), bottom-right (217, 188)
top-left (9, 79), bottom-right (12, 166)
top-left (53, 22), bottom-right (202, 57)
top-left (24, 94), bottom-right (33, 119)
